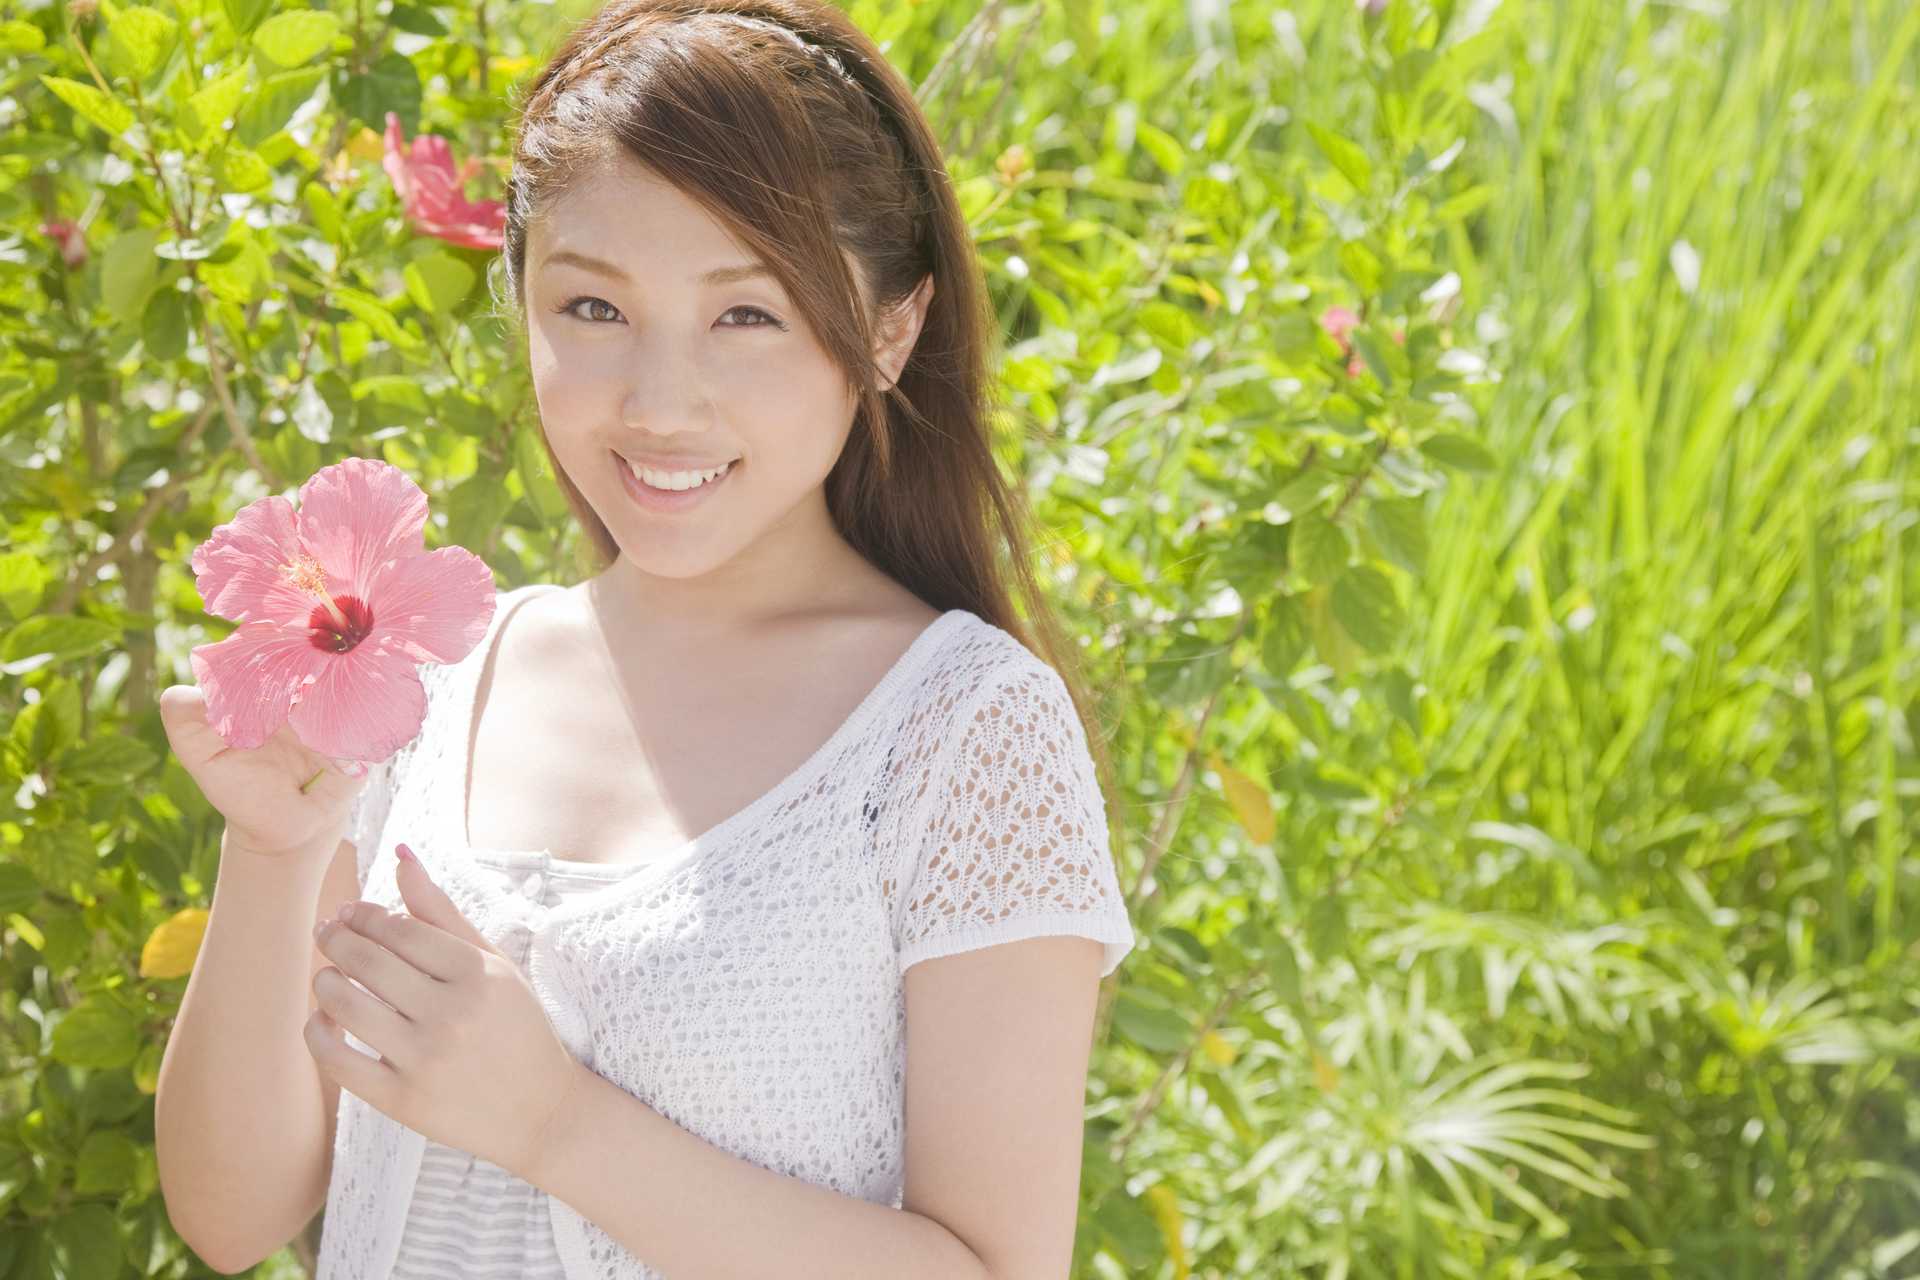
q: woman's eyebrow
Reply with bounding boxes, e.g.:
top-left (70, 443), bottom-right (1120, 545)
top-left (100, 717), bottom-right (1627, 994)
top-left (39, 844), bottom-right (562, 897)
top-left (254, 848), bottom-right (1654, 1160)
top-left (539, 249), bottom-right (774, 287)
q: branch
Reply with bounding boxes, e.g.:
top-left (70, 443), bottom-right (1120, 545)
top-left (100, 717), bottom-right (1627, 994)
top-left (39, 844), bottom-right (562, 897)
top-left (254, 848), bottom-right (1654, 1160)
top-left (50, 400), bottom-right (217, 615)
top-left (196, 293), bottom-right (280, 486)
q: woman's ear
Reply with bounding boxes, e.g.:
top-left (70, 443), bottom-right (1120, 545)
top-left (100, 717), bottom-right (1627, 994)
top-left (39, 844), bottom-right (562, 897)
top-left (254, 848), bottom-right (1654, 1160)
top-left (874, 273), bottom-right (936, 391)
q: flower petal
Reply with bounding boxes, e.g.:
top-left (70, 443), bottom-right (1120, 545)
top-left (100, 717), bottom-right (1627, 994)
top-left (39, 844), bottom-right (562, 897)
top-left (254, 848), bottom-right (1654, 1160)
top-left (382, 112), bottom-right (412, 205)
top-left (292, 457), bottom-right (430, 602)
top-left (284, 643), bottom-right (432, 761)
top-left (365, 545), bottom-right (498, 666)
top-left (419, 209), bottom-right (504, 250)
top-left (190, 495), bottom-right (324, 625)
top-left (189, 621), bottom-right (332, 750)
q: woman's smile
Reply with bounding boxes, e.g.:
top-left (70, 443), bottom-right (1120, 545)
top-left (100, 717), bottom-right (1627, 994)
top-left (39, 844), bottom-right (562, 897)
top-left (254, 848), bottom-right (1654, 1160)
top-left (614, 449), bottom-right (739, 513)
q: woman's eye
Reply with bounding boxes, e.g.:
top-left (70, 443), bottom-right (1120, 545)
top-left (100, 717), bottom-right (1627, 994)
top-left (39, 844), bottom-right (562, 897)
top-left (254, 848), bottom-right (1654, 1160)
top-left (720, 305), bottom-right (789, 332)
top-left (554, 295), bottom-right (621, 324)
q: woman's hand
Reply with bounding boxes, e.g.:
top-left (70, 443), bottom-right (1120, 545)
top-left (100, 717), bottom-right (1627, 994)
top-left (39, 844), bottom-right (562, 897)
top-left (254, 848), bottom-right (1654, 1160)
top-left (306, 843), bottom-right (585, 1179)
top-left (157, 684), bottom-right (368, 858)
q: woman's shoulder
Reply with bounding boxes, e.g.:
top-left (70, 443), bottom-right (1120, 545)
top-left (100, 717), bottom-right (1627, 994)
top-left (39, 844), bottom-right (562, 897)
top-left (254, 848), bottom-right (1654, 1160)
top-left (908, 608), bottom-right (1074, 728)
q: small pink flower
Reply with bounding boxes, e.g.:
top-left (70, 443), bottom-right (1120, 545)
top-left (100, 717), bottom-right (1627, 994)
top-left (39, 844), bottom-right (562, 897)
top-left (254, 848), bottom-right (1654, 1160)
top-left (40, 218), bottom-right (88, 268)
top-left (1317, 306), bottom-right (1406, 378)
top-left (187, 457), bottom-right (497, 765)
top-left (1318, 306), bottom-right (1366, 377)
top-left (382, 112), bottom-right (505, 250)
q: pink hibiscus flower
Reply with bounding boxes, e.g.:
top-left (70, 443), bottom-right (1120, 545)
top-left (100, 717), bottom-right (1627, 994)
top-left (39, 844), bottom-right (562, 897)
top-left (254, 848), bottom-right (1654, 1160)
top-left (187, 457), bottom-right (498, 770)
top-left (381, 112), bottom-right (505, 250)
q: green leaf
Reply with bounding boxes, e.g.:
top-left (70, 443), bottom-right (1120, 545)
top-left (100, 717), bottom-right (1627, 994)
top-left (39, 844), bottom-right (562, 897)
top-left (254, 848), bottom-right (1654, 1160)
top-left (1366, 497), bottom-right (1429, 574)
top-left (182, 66), bottom-right (250, 144)
top-left (50, 996), bottom-right (141, 1069)
top-left (1, 19), bottom-right (47, 54)
top-left (1435, 183), bottom-right (1495, 222)
top-left (1135, 120), bottom-right (1186, 175)
top-left (39, 74), bottom-right (136, 138)
top-left (1260, 594), bottom-right (1308, 678)
top-left (0, 551), bottom-right (50, 620)
top-left (1306, 121), bottom-right (1372, 191)
top-left (404, 251), bottom-right (476, 315)
top-left (303, 180), bottom-right (343, 242)
top-left (333, 285), bottom-right (424, 352)
top-left (1338, 239), bottom-right (1384, 295)
top-left (1307, 896), bottom-right (1348, 963)
top-left (336, 51), bottom-right (423, 133)
top-left (1331, 564), bottom-right (1406, 652)
top-left (233, 67), bottom-right (326, 148)
top-left (199, 231), bottom-right (272, 305)
top-left (142, 286), bottom-right (193, 360)
top-left (215, 145), bottom-right (272, 194)
top-left (1137, 301), bottom-right (1198, 351)
top-left (515, 423), bottom-right (572, 520)
top-left (53, 733), bottom-right (159, 787)
top-left (436, 390), bottom-right (495, 437)
top-left (1, 614), bottom-right (120, 667)
top-left (352, 373), bottom-right (431, 421)
top-left (104, 5), bottom-right (179, 78)
top-left (73, 1131), bottom-right (139, 1194)
top-left (1267, 935), bottom-right (1303, 1005)
top-left (0, 862), bottom-right (39, 915)
top-left (446, 466), bottom-right (517, 552)
top-left (1351, 328), bottom-right (1396, 389)
top-left (1112, 991), bottom-right (1190, 1053)
top-left (252, 9), bottom-right (341, 68)
top-left (1291, 513), bottom-right (1349, 587)
top-left (1181, 172), bottom-right (1241, 222)
top-left (47, 1204), bottom-right (125, 1280)
top-left (388, 3), bottom-right (449, 36)
top-left (1382, 665), bottom-right (1420, 732)
top-left (221, 0), bottom-right (274, 37)
top-left (1419, 432), bottom-right (1496, 472)
top-left (99, 226), bottom-right (163, 326)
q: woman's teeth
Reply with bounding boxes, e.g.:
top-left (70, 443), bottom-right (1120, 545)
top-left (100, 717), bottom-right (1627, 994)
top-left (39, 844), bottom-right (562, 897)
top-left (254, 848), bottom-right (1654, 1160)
top-left (626, 458), bottom-right (734, 490)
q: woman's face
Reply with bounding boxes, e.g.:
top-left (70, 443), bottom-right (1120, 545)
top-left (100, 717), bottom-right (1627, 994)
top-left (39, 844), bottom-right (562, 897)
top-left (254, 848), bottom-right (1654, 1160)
top-left (523, 154), bottom-right (910, 586)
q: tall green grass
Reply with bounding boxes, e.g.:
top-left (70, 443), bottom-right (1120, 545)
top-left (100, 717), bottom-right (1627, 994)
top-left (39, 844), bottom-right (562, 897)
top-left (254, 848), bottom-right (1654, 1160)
top-left (1035, 0), bottom-right (1919, 1275)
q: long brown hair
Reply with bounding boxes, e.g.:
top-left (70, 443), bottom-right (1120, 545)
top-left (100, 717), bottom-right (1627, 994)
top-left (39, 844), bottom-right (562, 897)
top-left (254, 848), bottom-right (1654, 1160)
top-left (486, 0), bottom-right (1118, 825)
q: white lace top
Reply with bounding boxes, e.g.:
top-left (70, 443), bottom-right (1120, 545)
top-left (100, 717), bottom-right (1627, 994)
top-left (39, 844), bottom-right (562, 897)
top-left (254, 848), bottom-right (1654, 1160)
top-left (391, 851), bottom-right (648, 1279)
top-left (316, 582), bottom-right (1137, 1280)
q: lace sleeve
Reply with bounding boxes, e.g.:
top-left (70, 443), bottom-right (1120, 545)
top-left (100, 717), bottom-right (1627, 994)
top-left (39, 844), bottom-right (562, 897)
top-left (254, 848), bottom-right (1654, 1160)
top-left (893, 650), bottom-right (1136, 979)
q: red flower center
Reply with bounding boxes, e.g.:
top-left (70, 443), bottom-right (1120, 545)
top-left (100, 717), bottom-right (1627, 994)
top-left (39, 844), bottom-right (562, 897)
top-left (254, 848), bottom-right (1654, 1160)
top-left (308, 595), bottom-right (375, 653)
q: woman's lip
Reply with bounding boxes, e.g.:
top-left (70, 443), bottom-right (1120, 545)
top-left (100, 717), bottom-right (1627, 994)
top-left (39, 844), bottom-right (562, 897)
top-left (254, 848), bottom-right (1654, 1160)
top-left (618, 455), bottom-right (740, 473)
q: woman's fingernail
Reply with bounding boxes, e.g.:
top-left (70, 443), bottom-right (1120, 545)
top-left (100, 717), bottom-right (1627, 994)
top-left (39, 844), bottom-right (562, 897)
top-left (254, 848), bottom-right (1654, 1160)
top-left (396, 842), bottom-right (415, 863)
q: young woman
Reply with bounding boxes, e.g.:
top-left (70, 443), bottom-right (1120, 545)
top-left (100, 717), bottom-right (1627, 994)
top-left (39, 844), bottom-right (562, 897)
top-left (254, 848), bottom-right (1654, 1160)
top-left (157, 2), bottom-right (1135, 1277)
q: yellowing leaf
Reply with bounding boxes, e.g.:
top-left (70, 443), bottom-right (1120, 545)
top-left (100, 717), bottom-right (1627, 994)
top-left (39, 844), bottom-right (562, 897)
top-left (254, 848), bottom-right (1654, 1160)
top-left (140, 907), bottom-right (209, 979)
top-left (1210, 756), bottom-right (1275, 845)
top-left (1198, 1030), bottom-right (1236, 1067)
top-left (1143, 1183), bottom-right (1191, 1279)
top-left (133, 1042), bottom-right (164, 1095)
top-left (344, 125), bottom-right (384, 163)
top-left (1312, 1049), bottom-right (1341, 1094)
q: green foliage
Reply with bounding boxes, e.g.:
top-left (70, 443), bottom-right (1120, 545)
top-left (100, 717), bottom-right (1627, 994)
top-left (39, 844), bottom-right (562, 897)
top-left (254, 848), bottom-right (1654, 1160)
top-left (2, 0), bottom-right (1917, 1276)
